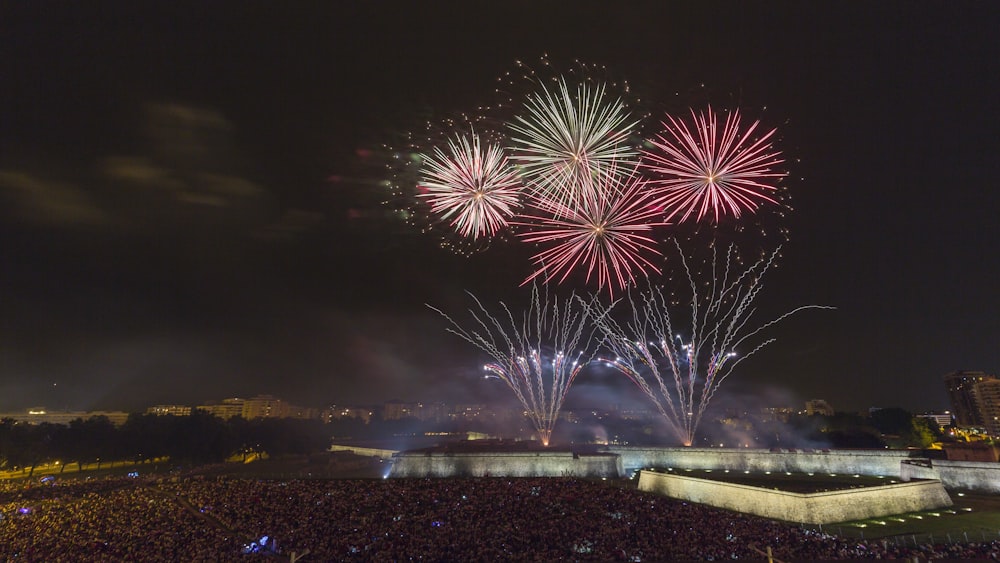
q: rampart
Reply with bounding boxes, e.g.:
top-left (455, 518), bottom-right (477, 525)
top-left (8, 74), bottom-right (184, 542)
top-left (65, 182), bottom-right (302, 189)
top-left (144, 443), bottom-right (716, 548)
top-left (637, 470), bottom-right (953, 524)
top-left (609, 447), bottom-right (917, 477)
top-left (901, 459), bottom-right (1000, 493)
top-left (388, 446), bottom-right (997, 492)
top-left (389, 450), bottom-right (622, 478)
top-left (329, 444), bottom-right (397, 459)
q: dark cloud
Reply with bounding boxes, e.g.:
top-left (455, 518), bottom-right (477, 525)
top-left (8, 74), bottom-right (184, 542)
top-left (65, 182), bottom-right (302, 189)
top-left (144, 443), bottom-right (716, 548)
top-left (0, 171), bottom-right (107, 227)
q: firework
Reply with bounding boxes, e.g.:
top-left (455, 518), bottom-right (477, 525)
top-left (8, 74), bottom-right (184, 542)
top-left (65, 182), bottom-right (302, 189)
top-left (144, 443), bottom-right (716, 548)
top-left (417, 132), bottom-right (523, 240)
top-left (508, 78), bottom-right (639, 208)
top-left (593, 241), bottom-right (832, 446)
top-left (642, 106), bottom-right (786, 223)
top-left (516, 163), bottom-right (667, 296)
top-left (377, 106), bottom-right (521, 255)
top-left (428, 285), bottom-right (601, 446)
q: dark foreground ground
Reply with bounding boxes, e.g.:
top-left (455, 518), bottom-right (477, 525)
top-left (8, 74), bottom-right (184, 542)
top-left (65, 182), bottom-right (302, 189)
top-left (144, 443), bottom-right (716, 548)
top-left (2, 456), bottom-right (1000, 561)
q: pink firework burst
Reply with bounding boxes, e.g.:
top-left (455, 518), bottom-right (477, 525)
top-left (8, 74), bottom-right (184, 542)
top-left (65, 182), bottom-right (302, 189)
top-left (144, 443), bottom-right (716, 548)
top-left (642, 106), bottom-right (786, 223)
top-left (418, 133), bottom-right (523, 239)
top-left (516, 165), bottom-right (667, 295)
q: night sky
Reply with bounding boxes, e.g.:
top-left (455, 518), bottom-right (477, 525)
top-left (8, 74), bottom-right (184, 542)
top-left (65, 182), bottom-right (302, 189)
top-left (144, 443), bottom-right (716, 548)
top-left (2, 2), bottom-right (998, 414)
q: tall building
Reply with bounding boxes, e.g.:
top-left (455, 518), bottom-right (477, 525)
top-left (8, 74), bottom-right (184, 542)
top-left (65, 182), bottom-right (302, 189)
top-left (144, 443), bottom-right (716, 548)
top-left (944, 371), bottom-right (996, 427)
top-left (973, 379), bottom-right (1000, 436)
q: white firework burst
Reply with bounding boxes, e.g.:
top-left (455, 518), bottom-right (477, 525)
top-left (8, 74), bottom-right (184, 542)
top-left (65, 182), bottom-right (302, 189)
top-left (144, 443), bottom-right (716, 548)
top-left (418, 132), bottom-right (523, 239)
top-left (508, 78), bottom-right (639, 208)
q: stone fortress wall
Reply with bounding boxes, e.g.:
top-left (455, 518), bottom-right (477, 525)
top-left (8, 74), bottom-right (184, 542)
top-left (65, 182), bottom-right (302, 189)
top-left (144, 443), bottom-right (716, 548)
top-left (901, 459), bottom-right (1000, 493)
top-left (389, 447), bottom-right (915, 480)
top-left (389, 446), bottom-right (1000, 493)
top-left (637, 470), bottom-right (953, 524)
top-left (608, 447), bottom-right (918, 477)
top-left (388, 450), bottom-right (622, 478)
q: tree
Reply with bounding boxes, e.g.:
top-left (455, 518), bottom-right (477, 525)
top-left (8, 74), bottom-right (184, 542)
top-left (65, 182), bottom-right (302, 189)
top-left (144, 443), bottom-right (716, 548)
top-left (0, 418), bottom-right (16, 470)
top-left (122, 413), bottom-right (172, 465)
top-left (8, 423), bottom-right (58, 477)
top-left (165, 410), bottom-right (236, 464)
top-left (869, 408), bottom-right (913, 437)
top-left (910, 417), bottom-right (942, 449)
top-left (69, 416), bottom-right (118, 471)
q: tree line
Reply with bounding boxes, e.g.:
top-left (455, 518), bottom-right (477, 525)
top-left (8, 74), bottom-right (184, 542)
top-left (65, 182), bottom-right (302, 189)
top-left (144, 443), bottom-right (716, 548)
top-left (0, 407), bottom-right (952, 477)
top-left (0, 412), bottom-right (332, 477)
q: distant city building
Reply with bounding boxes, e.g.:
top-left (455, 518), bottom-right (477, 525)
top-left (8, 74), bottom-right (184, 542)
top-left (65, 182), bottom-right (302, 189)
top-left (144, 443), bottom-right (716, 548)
top-left (760, 407), bottom-right (794, 423)
top-left (285, 404), bottom-right (319, 420)
top-left (420, 402), bottom-right (450, 423)
top-left (383, 400), bottom-right (418, 421)
top-left (558, 410), bottom-right (580, 423)
top-left (916, 412), bottom-right (953, 429)
top-left (196, 398), bottom-right (246, 420)
top-left (321, 406), bottom-right (374, 423)
top-left (805, 400), bottom-right (835, 417)
top-left (241, 395), bottom-right (290, 419)
top-left (618, 408), bottom-right (656, 421)
top-left (146, 405), bottom-right (192, 416)
top-left (194, 395), bottom-right (315, 421)
top-left (0, 408), bottom-right (130, 426)
top-left (945, 370), bottom-right (996, 428)
top-left (452, 404), bottom-right (487, 420)
top-left (380, 401), bottom-right (452, 422)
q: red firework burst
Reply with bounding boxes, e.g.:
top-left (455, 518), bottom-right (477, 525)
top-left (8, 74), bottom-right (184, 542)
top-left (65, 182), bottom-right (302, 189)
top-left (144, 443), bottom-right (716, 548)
top-left (642, 106), bottom-right (786, 223)
top-left (515, 165), bottom-right (667, 295)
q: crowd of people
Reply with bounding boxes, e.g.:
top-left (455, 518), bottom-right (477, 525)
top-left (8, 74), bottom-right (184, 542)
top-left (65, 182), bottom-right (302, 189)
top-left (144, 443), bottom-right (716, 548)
top-left (2, 472), bottom-right (1000, 561)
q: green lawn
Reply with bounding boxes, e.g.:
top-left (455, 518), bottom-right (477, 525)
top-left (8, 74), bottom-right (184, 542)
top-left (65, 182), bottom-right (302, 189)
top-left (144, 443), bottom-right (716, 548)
top-left (826, 493), bottom-right (1000, 542)
top-left (658, 467), bottom-right (904, 493)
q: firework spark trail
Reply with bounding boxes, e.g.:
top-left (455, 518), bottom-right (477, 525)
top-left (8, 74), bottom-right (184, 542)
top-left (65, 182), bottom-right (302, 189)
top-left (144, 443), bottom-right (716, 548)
top-left (418, 132), bottom-right (523, 239)
top-left (428, 285), bottom-right (601, 446)
top-left (642, 106), bottom-right (786, 223)
top-left (508, 78), bottom-right (639, 210)
top-left (591, 240), bottom-right (833, 446)
top-left (515, 163), bottom-right (668, 296)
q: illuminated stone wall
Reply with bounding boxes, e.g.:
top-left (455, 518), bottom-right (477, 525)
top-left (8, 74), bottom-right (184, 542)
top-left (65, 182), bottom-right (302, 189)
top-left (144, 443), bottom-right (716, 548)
top-left (389, 451), bottom-right (623, 478)
top-left (901, 459), bottom-right (1000, 493)
top-left (329, 444), bottom-right (397, 459)
top-left (609, 447), bottom-right (916, 477)
top-left (637, 471), bottom-right (953, 524)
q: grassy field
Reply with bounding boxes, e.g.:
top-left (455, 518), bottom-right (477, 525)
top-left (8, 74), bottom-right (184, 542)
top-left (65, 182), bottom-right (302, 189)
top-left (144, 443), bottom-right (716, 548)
top-left (825, 493), bottom-right (1000, 542)
top-left (655, 467), bottom-right (906, 493)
